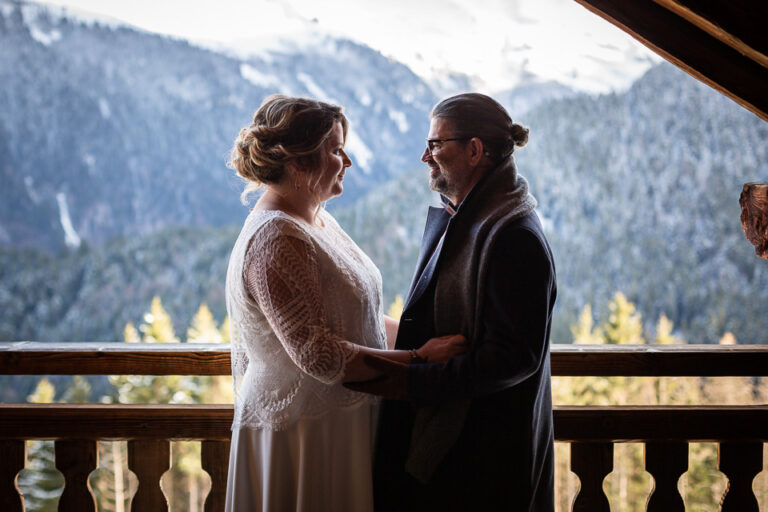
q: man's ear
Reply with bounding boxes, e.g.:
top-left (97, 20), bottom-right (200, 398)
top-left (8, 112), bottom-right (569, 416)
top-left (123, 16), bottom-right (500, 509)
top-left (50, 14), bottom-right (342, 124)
top-left (467, 137), bottom-right (485, 166)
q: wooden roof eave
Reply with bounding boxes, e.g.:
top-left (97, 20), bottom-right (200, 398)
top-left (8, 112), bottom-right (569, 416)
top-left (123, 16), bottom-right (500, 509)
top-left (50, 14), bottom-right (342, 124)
top-left (573, 0), bottom-right (768, 122)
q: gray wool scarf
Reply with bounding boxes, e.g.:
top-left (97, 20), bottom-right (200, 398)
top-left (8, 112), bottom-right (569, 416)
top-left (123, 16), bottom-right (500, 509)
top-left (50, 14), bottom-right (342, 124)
top-left (405, 156), bottom-right (537, 483)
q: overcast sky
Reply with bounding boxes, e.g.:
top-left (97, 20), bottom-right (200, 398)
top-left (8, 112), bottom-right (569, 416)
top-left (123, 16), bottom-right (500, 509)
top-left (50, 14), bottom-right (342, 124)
top-left (36, 0), bottom-right (659, 93)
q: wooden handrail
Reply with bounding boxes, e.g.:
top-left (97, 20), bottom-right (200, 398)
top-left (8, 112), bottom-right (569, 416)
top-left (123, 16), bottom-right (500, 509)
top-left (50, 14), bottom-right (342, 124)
top-left (0, 404), bottom-right (232, 440)
top-left (2, 342), bottom-right (768, 376)
top-left (0, 403), bottom-right (766, 442)
top-left (555, 405), bottom-right (768, 441)
top-left (0, 342), bottom-right (232, 375)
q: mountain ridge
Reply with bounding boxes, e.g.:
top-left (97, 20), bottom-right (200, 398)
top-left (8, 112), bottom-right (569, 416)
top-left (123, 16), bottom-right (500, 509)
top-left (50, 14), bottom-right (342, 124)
top-left (0, 0), bottom-right (436, 251)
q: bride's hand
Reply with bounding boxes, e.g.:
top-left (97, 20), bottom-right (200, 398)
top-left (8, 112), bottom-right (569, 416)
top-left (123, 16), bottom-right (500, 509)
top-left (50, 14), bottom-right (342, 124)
top-left (416, 334), bottom-right (468, 364)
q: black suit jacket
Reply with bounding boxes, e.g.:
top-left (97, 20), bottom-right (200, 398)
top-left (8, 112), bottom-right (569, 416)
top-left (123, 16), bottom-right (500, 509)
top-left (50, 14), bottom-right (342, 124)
top-left (374, 198), bottom-right (556, 511)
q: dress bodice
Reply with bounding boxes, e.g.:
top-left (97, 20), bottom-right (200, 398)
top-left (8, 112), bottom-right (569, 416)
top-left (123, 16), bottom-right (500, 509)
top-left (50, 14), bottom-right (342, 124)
top-left (225, 208), bottom-right (386, 430)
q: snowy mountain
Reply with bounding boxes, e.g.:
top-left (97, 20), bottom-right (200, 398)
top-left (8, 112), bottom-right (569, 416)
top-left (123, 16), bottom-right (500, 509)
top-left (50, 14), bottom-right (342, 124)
top-left (0, 0), bottom-right (435, 250)
top-left (1, 1), bottom-right (766, 348)
top-left (220, 0), bottom-right (661, 96)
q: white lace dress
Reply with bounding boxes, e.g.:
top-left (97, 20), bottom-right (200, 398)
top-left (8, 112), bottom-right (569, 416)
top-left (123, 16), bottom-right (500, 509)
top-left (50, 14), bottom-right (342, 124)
top-left (224, 208), bottom-right (386, 512)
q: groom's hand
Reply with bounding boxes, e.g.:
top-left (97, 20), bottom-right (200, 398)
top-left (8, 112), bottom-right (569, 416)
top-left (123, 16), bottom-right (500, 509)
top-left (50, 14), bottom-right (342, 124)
top-left (344, 354), bottom-right (408, 400)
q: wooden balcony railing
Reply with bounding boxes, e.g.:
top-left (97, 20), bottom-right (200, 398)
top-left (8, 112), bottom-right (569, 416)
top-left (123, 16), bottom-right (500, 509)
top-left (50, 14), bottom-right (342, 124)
top-left (1, 342), bottom-right (768, 511)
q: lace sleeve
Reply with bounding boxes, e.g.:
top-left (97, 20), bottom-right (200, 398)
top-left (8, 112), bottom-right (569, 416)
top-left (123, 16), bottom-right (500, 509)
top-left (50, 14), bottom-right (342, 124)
top-left (244, 226), bottom-right (359, 385)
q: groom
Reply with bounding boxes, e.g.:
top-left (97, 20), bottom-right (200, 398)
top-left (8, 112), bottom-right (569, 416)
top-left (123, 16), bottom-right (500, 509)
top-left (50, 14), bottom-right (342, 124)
top-left (348, 93), bottom-right (557, 511)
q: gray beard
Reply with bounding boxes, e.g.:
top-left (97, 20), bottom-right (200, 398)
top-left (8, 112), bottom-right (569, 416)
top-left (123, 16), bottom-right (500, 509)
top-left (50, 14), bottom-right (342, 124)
top-left (429, 175), bottom-right (451, 196)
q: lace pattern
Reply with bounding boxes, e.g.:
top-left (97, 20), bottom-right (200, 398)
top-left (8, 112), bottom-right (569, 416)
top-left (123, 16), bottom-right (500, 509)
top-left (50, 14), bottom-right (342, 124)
top-left (226, 209), bottom-right (386, 430)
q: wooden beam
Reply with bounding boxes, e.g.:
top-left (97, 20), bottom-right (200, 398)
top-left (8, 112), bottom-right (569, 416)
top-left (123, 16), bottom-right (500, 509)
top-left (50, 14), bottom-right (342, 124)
top-left (573, 0), bottom-right (768, 122)
top-left (555, 405), bottom-right (768, 442)
top-left (0, 404), bottom-right (233, 440)
top-left (551, 344), bottom-right (768, 376)
top-left (4, 342), bottom-right (768, 376)
top-left (652, 0), bottom-right (768, 68)
top-left (0, 342), bottom-right (232, 375)
top-left (1, 404), bottom-right (766, 443)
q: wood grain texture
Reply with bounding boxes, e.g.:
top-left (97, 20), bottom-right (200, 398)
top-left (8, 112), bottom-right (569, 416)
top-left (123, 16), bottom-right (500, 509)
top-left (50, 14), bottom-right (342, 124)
top-left (55, 439), bottom-right (98, 512)
top-left (555, 406), bottom-right (768, 442)
top-left (128, 440), bottom-right (170, 512)
top-left (571, 442), bottom-right (613, 512)
top-left (1, 404), bottom-right (767, 443)
top-left (645, 441), bottom-right (688, 511)
top-left (201, 440), bottom-right (230, 512)
top-left (0, 440), bottom-right (25, 512)
top-left (0, 342), bottom-right (232, 375)
top-left (551, 344), bottom-right (768, 376)
top-left (718, 442), bottom-right (763, 511)
top-left (653, 0), bottom-right (768, 67)
top-left (4, 342), bottom-right (768, 377)
top-left (0, 404), bottom-right (233, 440)
top-left (573, 0), bottom-right (768, 121)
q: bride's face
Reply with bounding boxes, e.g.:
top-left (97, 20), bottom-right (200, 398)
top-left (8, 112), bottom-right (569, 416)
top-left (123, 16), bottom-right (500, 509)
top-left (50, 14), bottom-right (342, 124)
top-left (312, 122), bottom-right (352, 202)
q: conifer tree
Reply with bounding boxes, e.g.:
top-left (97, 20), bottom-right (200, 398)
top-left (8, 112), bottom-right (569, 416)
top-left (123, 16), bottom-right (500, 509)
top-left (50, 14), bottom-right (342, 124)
top-left (187, 303), bottom-right (222, 343)
top-left (386, 294), bottom-right (404, 320)
top-left (123, 322), bottom-right (141, 344)
top-left (139, 296), bottom-right (179, 344)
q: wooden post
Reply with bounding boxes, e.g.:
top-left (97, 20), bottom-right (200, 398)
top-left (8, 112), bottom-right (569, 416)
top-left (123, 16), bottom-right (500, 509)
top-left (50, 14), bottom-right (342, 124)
top-left (718, 442), bottom-right (762, 511)
top-left (128, 439), bottom-right (171, 511)
top-left (55, 439), bottom-right (98, 512)
top-left (645, 441), bottom-right (688, 511)
top-left (201, 440), bottom-right (230, 512)
top-left (570, 442), bottom-right (613, 512)
top-left (740, 182), bottom-right (768, 259)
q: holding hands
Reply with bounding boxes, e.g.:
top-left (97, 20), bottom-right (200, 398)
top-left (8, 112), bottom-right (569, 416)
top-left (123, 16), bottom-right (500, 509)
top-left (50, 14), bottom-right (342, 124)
top-left (415, 334), bottom-right (469, 364)
top-left (344, 334), bottom-right (468, 400)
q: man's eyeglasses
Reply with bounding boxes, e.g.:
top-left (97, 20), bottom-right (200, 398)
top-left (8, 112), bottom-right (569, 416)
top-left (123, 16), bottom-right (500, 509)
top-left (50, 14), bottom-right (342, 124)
top-left (425, 137), bottom-right (469, 155)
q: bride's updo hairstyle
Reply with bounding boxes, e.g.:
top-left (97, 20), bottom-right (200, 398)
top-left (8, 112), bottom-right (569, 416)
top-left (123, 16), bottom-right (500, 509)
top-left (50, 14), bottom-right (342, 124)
top-left (230, 94), bottom-right (349, 203)
top-left (431, 92), bottom-right (528, 163)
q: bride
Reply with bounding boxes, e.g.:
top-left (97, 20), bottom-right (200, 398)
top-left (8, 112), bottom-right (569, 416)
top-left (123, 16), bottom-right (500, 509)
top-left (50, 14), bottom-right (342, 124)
top-left (224, 95), bottom-right (467, 511)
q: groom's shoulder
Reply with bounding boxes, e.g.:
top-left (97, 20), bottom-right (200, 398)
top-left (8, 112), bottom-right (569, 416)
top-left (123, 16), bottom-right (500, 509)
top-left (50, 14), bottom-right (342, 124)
top-left (509, 210), bottom-right (543, 231)
top-left (493, 213), bottom-right (553, 262)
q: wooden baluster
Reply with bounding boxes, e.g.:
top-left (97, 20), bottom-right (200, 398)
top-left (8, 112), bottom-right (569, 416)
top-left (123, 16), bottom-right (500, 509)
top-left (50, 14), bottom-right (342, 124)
top-left (570, 442), bottom-right (613, 512)
top-left (128, 439), bottom-right (170, 511)
top-left (718, 442), bottom-right (762, 511)
top-left (55, 439), bottom-right (98, 512)
top-left (0, 440), bottom-right (26, 512)
top-left (201, 440), bottom-right (230, 512)
top-left (645, 441), bottom-right (687, 511)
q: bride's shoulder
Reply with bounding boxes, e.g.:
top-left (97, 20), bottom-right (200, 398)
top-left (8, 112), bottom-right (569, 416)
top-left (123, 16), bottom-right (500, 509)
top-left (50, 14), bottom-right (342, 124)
top-left (247, 209), bottom-right (313, 245)
top-left (318, 208), bottom-right (344, 231)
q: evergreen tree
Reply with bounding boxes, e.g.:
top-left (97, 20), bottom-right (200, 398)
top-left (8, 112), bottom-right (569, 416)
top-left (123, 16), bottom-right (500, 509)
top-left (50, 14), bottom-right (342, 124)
top-left (386, 294), bottom-right (404, 320)
top-left (123, 322), bottom-right (141, 344)
top-left (139, 296), bottom-right (179, 344)
top-left (187, 303), bottom-right (222, 343)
